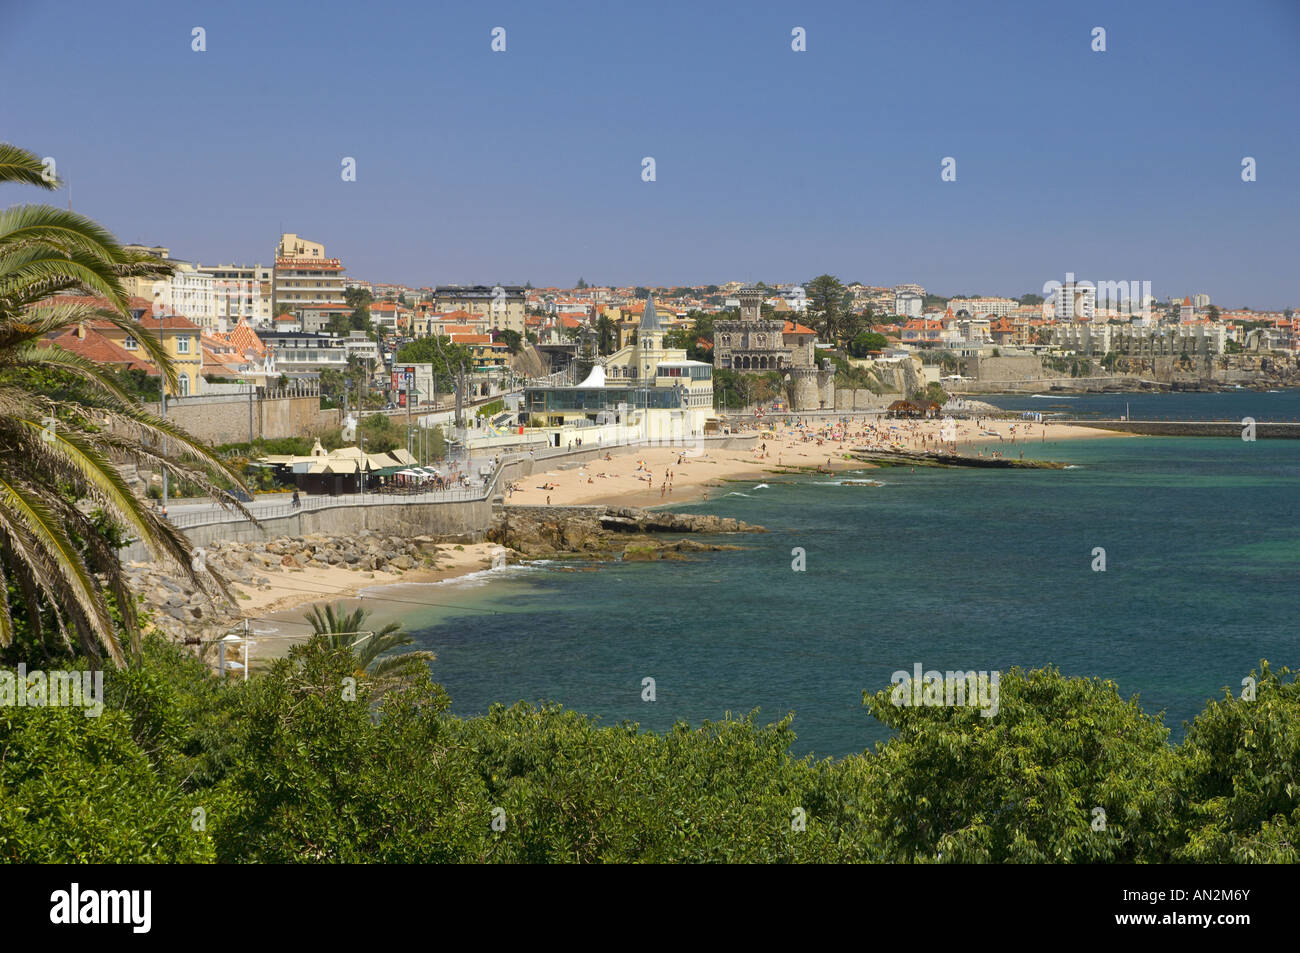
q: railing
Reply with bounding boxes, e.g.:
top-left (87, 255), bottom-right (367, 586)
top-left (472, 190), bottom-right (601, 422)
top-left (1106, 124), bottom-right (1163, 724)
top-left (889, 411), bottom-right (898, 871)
top-left (165, 482), bottom-right (491, 529)
top-left (162, 435), bottom-right (753, 531)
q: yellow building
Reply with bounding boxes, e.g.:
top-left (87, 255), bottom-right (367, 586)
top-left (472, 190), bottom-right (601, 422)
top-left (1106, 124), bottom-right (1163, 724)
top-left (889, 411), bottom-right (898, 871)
top-left (42, 294), bottom-right (206, 396)
top-left (100, 298), bottom-right (205, 396)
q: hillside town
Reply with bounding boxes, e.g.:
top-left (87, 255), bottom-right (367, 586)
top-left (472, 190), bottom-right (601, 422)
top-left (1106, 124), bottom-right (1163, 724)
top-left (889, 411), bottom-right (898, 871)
top-left (46, 233), bottom-right (1300, 442)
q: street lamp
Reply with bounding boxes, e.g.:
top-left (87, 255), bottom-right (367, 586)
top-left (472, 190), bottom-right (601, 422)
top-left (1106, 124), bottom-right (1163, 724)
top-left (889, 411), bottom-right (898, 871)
top-left (359, 435), bottom-right (368, 498)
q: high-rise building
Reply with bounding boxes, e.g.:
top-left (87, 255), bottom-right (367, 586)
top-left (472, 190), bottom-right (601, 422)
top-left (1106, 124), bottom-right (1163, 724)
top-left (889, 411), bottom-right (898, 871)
top-left (272, 233), bottom-right (347, 319)
top-left (1054, 278), bottom-right (1096, 322)
top-left (1193, 293), bottom-right (1211, 309)
top-left (894, 292), bottom-right (924, 318)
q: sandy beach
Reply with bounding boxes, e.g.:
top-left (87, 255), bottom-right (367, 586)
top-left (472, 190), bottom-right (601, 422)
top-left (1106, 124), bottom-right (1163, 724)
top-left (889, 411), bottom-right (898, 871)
top-left (503, 415), bottom-right (1126, 508)
top-left (230, 541), bottom-right (503, 616)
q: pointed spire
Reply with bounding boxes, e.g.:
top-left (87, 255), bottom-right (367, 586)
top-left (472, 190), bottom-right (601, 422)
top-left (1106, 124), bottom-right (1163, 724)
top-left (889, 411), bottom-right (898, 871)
top-left (639, 294), bottom-right (661, 332)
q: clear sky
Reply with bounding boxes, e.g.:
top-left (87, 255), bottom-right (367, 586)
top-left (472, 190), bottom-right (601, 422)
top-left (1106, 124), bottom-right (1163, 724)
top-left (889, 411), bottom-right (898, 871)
top-left (2, 0), bottom-right (1297, 307)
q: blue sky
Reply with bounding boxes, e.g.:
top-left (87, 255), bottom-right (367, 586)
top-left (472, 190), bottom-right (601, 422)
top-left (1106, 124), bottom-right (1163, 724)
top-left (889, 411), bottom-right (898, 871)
top-left (2, 0), bottom-right (1297, 306)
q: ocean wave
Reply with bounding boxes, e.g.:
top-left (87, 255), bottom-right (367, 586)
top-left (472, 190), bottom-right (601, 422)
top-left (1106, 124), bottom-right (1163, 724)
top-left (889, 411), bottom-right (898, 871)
top-left (754, 483), bottom-right (770, 489)
top-left (1031, 394), bottom-right (1077, 399)
top-left (1063, 465), bottom-right (1084, 470)
top-left (726, 491), bottom-right (752, 497)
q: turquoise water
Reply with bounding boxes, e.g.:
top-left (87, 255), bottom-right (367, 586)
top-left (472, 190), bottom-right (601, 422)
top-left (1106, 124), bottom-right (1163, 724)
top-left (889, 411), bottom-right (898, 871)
top-left (286, 392), bottom-right (1300, 759)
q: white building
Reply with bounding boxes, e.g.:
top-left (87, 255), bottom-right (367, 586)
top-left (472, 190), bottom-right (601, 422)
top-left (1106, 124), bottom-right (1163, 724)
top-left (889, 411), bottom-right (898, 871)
top-left (1054, 279), bottom-right (1096, 322)
top-left (893, 292), bottom-right (924, 318)
top-left (948, 296), bottom-right (1017, 317)
top-left (196, 262), bottom-right (274, 328)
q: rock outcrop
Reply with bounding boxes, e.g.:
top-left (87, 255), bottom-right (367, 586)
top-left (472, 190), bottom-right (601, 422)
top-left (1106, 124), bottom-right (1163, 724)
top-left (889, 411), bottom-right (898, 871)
top-left (487, 505), bottom-right (764, 559)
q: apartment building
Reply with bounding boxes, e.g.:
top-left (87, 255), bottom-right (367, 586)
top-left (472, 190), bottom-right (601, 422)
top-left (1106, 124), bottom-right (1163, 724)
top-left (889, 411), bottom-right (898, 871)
top-left (1053, 322), bottom-right (1227, 356)
top-left (949, 296), bottom-right (1018, 317)
top-left (1053, 280), bottom-right (1096, 322)
top-left (272, 233), bottom-right (348, 317)
top-left (195, 262), bottom-right (274, 328)
top-left (121, 245), bottom-right (222, 332)
top-left (893, 292), bottom-right (924, 318)
top-left (433, 285), bottom-right (526, 334)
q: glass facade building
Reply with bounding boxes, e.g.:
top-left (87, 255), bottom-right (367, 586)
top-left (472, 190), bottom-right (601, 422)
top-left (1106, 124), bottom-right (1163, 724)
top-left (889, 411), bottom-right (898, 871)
top-left (523, 385), bottom-right (686, 416)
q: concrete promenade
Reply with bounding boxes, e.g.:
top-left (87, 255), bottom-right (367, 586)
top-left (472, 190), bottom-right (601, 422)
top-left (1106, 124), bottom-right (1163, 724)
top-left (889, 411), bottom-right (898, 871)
top-left (120, 434), bottom-right (759, 561)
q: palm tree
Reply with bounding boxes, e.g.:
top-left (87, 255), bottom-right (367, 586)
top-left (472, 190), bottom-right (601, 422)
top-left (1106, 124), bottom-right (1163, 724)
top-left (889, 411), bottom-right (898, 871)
top-left (304, 602), bottom-right (435, 696)
top-left (0, 142), bottom-right (251, 666)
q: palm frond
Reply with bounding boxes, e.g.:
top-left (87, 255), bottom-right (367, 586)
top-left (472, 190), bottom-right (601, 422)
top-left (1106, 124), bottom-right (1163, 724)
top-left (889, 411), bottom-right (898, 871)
top-left (0, 143), bottom-right (57, 189)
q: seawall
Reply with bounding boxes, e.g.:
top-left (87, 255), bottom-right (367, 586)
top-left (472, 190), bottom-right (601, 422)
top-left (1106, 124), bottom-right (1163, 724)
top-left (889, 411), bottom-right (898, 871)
top-left (120, 434), bottom-right (759, 560)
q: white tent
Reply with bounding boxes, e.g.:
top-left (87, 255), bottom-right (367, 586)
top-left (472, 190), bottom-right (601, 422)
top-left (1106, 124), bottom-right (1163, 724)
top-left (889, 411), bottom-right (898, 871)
top-left (577, 364), bottom-right (606, 388)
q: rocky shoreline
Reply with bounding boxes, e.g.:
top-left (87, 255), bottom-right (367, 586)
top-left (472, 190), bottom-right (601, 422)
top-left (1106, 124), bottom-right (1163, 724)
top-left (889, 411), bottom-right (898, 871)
top-left (488, 505), bottom-right (766, 560)
top-left (125, 531), bottom-right (450, 643)
top-left (126, 507), bottom-right (766, 644)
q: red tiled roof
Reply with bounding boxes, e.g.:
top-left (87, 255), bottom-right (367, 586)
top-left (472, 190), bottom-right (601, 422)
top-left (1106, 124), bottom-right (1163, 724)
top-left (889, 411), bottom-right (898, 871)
top-left (47, 328), bottom-right (158, 374)
top-left (227, 319), bottom-right (267, 355)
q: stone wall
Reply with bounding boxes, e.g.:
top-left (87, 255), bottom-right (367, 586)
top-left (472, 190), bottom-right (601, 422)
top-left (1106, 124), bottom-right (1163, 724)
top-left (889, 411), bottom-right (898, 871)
top-left (120, 497), bottom-right (492, 562)
top-left (832, 390), bottom-right (894, 411)
top-left (965, 354), bottom-right (1052, 384)
top-left (144, 394), bottom-right (341, 445)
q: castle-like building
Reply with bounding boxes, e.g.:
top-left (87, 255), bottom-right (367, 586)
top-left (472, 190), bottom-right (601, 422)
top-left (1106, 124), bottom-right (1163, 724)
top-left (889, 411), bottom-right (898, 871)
top-left (713, 285), bottom-right (834, 410)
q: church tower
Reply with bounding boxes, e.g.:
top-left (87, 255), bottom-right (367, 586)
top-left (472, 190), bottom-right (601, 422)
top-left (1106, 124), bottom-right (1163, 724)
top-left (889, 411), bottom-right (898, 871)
top-left (638, 294), bottom-right (661, 350)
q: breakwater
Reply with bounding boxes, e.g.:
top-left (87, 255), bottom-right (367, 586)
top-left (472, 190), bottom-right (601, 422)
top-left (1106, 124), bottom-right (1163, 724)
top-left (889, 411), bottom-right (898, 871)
top-left (850, 449), bottom-right (1066, 469)
top-left (1059, 420), bottom-right (1300, 438)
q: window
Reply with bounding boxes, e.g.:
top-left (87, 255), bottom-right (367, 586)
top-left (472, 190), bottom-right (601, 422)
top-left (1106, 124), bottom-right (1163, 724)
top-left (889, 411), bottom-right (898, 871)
top-left (176, 336), bottom-right (190, 354)
top-left (123, 335), bottom-right (138, 350)
top-left (179, 374), bottom-right (190, 396)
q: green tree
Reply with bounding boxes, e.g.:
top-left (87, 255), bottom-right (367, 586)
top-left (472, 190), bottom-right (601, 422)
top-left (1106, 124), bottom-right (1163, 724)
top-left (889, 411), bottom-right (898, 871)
top-left (395, 336), bottom-right (472, 380)
top-left (0, 142), bottom-right (250, 665)
top-left (805, 275), bottom-right (847, 344)
top-left (344, 286), bottom-right (373, 334)
top-left (304, 603), bottom-right (435, 698)
top-left (1172, 662), bottom-right (1300, 862)
top-left (357, 413), bottom-right (405, 452)
top-left (848, 331), bottom-right (888, 357)
top-left (595, 314), bottom-right (618, 355)
top-left (860, 667), bottom-right (1177, 862)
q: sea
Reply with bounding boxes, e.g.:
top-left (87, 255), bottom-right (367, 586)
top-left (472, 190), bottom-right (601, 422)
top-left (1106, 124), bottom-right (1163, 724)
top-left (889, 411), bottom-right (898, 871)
top-left (262, 390), bottom-right (1300, 759)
